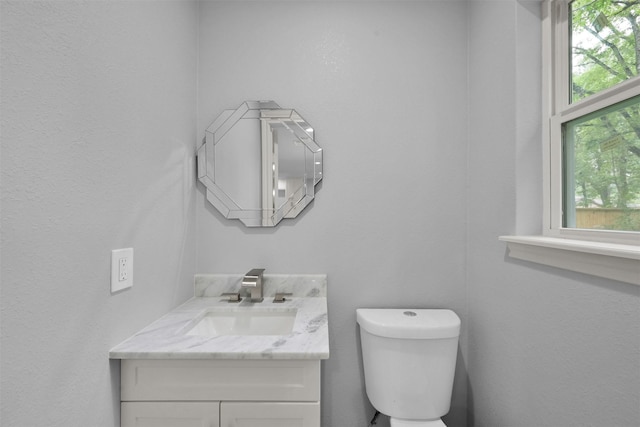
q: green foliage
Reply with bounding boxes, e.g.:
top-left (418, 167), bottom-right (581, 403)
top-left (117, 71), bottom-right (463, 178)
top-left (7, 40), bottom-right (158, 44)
top-left (571, 0), bottom-right (639, 100)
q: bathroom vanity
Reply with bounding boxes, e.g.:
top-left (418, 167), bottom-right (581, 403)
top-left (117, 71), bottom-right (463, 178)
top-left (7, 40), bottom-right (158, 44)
top-left (110, 274), bottom-right (329, 427)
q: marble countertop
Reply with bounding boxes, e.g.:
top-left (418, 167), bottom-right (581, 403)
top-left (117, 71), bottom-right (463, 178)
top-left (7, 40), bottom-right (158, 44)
top-left (109, 274), bottom-right (329, 360)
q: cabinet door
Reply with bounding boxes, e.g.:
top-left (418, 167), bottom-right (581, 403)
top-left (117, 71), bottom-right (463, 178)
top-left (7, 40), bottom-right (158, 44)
top-left (220, 402), bottom-right (319, 427)
top-left (122, 402), bottom-right (219, 427)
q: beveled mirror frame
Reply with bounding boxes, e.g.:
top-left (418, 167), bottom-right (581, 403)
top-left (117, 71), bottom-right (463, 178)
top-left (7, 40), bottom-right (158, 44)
top-left (197, 101), bottom-right (323, 227)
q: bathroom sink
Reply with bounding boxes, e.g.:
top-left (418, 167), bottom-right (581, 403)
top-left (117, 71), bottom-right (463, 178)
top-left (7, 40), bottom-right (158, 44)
top-left (185, 308), bottom-right (297, 336)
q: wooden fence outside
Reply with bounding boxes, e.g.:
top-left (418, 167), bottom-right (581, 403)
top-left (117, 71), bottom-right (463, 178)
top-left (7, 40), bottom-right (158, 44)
top-left (576, 208), bottom-right (640, 230)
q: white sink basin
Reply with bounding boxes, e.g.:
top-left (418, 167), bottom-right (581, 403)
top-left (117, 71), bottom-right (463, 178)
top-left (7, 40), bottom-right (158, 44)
top-left (185, 308), bottom-right (297, 336)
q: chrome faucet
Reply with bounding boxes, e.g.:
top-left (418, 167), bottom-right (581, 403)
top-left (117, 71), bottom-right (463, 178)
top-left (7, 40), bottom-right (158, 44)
top-left (242, 268), bottom-right (265, 302)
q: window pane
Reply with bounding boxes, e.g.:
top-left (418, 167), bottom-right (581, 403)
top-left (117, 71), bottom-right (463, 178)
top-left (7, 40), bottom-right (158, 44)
top-left (563, 95), bottom-right (640, 231)
top-left (570, 0), bottom-right (639, 103)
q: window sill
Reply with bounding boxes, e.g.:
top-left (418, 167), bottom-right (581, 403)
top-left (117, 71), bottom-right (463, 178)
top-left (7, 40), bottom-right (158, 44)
top-left (499, 235), bottom-right (640, 285)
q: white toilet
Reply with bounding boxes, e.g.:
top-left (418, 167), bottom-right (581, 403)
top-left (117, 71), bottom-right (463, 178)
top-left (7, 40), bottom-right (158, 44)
top-left (357, 308), bottom-right (461, 427)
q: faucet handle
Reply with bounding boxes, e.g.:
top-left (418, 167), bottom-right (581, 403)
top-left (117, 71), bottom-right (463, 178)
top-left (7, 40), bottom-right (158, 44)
top-left (221, 292), bottom-right (242, 303)
top-left (273, 292), bottom-right (292, 303)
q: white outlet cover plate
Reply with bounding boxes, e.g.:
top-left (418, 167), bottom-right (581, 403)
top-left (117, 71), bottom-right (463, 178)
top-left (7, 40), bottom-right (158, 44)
top-left (111, 248), bottom-right (133, 293)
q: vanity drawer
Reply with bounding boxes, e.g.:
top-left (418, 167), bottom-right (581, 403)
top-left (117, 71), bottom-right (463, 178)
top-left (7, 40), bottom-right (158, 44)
top-left (221, 401), bottom-right (319, 427)
top-left (121, 359), bottom-right (320, 402)
top-left (121, 402), bottom-right (220, 427)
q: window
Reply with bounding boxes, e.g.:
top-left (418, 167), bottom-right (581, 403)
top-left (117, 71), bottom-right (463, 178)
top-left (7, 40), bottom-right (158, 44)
top-left (563, 95), bottom-right (640, 232)
top-left (500, 0), bottom-right (640, 285)
top-left (550, 0), bottom-right (640, 238)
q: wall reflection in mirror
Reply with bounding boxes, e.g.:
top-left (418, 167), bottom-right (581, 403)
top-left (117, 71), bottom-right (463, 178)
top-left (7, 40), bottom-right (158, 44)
top-left (197, 101), bottom-right (323, 227)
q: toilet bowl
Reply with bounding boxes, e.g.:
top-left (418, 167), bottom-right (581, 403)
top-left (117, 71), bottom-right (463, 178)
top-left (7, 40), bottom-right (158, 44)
top-left (357, 309), bottom-right (460, 427)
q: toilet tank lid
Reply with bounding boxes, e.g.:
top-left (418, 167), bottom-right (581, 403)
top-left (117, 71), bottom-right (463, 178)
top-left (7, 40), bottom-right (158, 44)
top-left (356, 309), bottom-right (460, 339)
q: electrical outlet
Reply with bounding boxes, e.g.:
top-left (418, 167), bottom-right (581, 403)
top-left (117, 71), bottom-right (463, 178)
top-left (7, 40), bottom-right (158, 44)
top-left (111, 248), bottom-right (133, 293)
top-left (119, 257), bottom-right (128, 281)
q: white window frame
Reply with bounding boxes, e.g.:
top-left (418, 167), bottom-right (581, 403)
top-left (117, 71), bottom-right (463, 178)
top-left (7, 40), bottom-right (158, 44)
top-left (500, 0), bottom-right (640, 285)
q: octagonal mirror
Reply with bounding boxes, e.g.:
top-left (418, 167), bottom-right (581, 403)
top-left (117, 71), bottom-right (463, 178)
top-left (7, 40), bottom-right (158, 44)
top-left (197, 101), bottom-right (323, 227)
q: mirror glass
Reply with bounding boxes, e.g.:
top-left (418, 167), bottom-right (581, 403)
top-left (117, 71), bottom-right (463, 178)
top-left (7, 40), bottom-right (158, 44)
top-left (197, 101), bottom-right (323, 227)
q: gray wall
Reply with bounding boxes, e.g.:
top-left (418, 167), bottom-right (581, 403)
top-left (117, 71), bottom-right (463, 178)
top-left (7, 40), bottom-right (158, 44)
top-left (2, 1), bottom-right (639, 427)
top-left (466, 2), bottom-right (640, 427)
top-left (196, 2), bottom-right (469, 426)
top-left (0, 1), bottom-right (198, 426)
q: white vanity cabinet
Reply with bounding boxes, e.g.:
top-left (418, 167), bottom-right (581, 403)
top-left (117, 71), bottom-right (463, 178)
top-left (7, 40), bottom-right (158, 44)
top-left (120, 359), bottom-right (321, 427)
top-left (111, 276), bottom-right (330, 427)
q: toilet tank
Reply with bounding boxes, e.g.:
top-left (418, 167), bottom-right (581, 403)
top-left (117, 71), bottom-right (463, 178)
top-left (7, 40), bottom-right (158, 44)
top-left (357, 309), bottom-right (460, 421)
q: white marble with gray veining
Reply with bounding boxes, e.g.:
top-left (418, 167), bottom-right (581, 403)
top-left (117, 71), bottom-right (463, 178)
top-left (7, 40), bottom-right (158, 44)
top-left (109, 274), bottom-right (329, 360)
